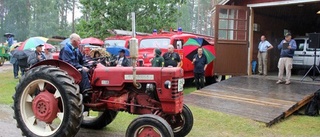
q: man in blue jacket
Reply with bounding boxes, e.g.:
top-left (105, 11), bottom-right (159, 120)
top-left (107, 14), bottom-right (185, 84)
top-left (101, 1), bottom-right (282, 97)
top-left (60, 33), bottom-right (91, 93)
top-left (276, 33), bottom-right (297, 85)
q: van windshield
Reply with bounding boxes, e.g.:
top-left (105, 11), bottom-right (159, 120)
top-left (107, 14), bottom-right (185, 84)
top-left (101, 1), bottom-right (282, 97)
top-left (105, 40), bottom-right (126, 47)
top-left (140, 38), bottom-right (170, 49)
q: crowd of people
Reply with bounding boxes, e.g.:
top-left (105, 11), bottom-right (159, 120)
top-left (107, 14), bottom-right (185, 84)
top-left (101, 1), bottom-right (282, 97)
top-left (6, 31), bottom-right (297, 91)
top-left (5, 33), bottom-right (210, 91)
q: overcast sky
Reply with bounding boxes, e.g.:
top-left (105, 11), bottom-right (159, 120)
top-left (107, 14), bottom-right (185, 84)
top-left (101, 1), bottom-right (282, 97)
top-left (67, 2), bottom-right (83, 23)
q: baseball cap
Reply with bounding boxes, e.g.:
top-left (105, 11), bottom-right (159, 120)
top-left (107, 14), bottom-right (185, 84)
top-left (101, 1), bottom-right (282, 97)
top-left (119, 49), bottom-right (126, 53)
top-left (285, 33), bottom-right (291, 37)
top-left (37, 44), bottom-right (44, 47)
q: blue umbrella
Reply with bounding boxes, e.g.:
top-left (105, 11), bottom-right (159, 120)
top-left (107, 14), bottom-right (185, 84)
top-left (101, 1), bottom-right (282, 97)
top-left (106, 46), bottom-right (130, 56)
top-left (60, 38), bottom-right (70, 46)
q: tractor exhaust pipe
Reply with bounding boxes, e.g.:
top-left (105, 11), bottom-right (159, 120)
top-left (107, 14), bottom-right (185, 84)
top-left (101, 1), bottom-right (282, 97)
top-left (129, 12), bottom-right (140, 88)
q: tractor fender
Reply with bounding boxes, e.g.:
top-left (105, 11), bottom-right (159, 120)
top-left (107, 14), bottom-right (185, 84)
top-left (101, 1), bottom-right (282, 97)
top-left (30, 59), bottom-right (82, 84)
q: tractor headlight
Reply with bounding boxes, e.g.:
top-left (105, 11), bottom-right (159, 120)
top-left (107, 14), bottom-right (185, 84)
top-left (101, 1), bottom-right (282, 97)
top-left (164, 80), bottom-right (171, 89)
top-left (178, 78), bottom-right (185, 92)
top-left (146, 83), bottom-right (155, 92)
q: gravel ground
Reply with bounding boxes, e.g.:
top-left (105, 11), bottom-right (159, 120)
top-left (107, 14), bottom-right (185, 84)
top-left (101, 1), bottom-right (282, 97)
top-left (0, 104), bottom-right (123, 137)
top-left (0, 61), bottom-right (12, 73)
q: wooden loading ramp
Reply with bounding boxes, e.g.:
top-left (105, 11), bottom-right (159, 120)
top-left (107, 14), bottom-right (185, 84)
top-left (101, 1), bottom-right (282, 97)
top-left (184, 76), bottom-right (320, 126)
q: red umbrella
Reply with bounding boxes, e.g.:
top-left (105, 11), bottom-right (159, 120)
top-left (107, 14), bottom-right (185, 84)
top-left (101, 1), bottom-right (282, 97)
top-left (81, 37), bottom-right (104, 46)
top-left (44, 43), bottom-right (54, 49)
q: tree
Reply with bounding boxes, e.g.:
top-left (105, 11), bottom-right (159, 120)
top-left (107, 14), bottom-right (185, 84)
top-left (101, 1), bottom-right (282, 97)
top-left (177, 0), bottom-right (213, 35)
top-left (3, 0), bottom-right (31, 41)
top-left (77, 0), bottom-right (184, 39)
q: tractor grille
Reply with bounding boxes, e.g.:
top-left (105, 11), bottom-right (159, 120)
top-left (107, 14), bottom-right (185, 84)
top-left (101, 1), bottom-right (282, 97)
top-left (171, 77), bottom-right (182, 99)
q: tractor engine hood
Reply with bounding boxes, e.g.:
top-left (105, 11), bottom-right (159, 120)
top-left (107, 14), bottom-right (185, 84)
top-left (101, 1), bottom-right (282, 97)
top-left (91, 64), bottom-right (184, 88)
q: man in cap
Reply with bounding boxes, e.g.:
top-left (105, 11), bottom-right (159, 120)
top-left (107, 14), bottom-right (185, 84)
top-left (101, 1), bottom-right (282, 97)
top-left (60, 33), bottom-right (91, 94)
top-left (116, 49), bottom-right (130, 67)
top-left (276, 33), bottom-right (297, 85)
top-left (151, 48), bottom-right (164, 67)
top-left (27, 44), bottom-right (46, 66)
top-left (163, 44), bottom-right (181, 67)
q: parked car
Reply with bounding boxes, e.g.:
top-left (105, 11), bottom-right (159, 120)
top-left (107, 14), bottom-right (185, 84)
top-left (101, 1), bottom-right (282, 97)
top-left (293, 37), bottom-right (320, 70)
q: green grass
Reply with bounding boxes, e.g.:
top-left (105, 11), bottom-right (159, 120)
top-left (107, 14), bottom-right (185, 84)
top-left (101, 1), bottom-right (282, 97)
top-left (1, 70), bottom-right (320, 136)
top-left (0, 70), bottom-right (18, 104)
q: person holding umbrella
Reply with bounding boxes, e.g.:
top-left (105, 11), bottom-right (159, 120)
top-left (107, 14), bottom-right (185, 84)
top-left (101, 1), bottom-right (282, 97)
top-left (44, 47), bottom-right (53, 59)
top-left (43, 43), bottom-right (54, 59)
top-left (10, 45), bottom-right (23, 79)
top-left (27, 44), bottom-right (46, 66)
top-left (192, 47), bottom-right (208, 90)
top-left (5, 33), bottom-right (14, 48)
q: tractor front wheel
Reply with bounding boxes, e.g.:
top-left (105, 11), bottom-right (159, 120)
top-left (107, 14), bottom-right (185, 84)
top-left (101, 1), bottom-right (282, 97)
top-left (166, 104), bottom-right (194, 137)
top-left (13, 66), bottom-right (83, 137)
top-left (126, 114), bottom-right (174, 137)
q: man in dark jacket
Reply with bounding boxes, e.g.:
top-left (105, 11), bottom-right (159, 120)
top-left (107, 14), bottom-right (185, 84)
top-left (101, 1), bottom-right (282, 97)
top-left (151, 48), bottom-right (164, 67)
top-left (192, 47), bottom-right (208, 90)
top-left (59, 33), bottom-right (91, 93)
top-left (276, 33), bottom-right (297, 85)
top-left (163, 44), bottom-right (181, 67)
top-left (116, 49), bottom-right (131, 66)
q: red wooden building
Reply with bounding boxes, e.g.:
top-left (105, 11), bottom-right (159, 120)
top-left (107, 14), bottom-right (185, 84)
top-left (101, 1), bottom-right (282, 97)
top-left (212, 0), bottom-right (320, 75)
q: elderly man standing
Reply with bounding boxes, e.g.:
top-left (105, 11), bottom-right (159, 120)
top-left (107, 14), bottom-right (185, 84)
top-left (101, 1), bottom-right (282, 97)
top-left (60, 33), bottom-right (91, 94)
top-left (276, 33), bottom-right (297, 85)
top-left (257, 35), bottom-right (273, 76)
top-left (163, 45), bottom-right (181, 67)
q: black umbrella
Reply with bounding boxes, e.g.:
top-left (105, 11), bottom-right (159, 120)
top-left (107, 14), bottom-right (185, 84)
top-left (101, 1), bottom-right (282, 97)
top-left (11, 49), bottom-right (34, 60)
top-left (4, 33), bottom-right (14, 37)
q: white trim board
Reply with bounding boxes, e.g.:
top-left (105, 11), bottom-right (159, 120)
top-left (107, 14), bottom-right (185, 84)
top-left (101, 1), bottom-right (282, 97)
top-left (247, 0), bottom-right (320, 8)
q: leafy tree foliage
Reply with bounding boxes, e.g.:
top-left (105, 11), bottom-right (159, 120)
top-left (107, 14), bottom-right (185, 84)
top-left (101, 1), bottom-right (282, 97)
top-left (2, 0), bottom-right (31, 41)
top-left (77, 0), bottom-right (184, 39)
top-left (0, 0), bottom-right (73, 42)
top-left (177, 0), bottom-right (213, 35)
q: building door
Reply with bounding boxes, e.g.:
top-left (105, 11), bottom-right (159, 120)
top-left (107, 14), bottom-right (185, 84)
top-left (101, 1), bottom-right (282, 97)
top-left (214, 5), bottom-right (249, 75)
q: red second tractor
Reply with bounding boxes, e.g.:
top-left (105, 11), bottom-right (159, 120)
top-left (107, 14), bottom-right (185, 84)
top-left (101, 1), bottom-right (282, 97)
top-left (12, 57), bottom-right (193, 137)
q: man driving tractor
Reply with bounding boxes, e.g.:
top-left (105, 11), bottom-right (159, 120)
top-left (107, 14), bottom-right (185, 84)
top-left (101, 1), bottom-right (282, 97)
top-left (59, 33), bottom-right (91, 94)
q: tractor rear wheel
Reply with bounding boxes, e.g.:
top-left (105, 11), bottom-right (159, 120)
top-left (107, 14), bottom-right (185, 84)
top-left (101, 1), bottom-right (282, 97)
top-left (81, 109), bottom-right (118, 129)
top-left (13, 66), bottom-right (83, 137)
top-left (166, 104), bottom-right (193, 137)
top-left (126, 114), bottom-right (174, 137)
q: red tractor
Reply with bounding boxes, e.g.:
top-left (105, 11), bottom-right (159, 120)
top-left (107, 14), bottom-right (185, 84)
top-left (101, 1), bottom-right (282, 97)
top-left (12, 57), bottom-right (193, 136)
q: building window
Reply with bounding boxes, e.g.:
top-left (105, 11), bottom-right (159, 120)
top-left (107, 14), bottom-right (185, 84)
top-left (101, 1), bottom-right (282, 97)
top-left (254, 23), bottom-right (260, 32)
top-left (218, 8), bottom-right (248, 41)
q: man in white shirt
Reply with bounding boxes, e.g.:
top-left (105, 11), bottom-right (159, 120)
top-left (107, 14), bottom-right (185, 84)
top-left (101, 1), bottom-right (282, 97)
top-left (257, 35), bottom-right (273, 76)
